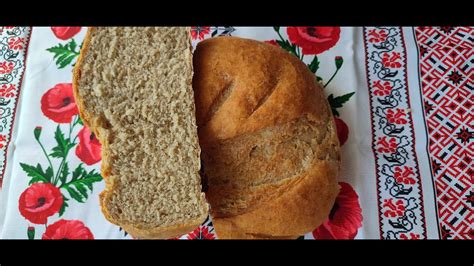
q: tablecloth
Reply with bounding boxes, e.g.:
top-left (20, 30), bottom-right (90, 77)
top-left (0, 26), bottom-right (472, 239)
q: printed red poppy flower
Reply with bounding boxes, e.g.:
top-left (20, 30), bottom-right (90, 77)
top-left (264, 40), bottom-right (278, 46)
top-left (51, 27), bottom-right (81, 40)
top-left (18, 183), bottom-right (63, 224)
top-left (42, 219), bottom-right (94, 239)
top-left (186, 226), bottom-right (216, 240)
top-left (41, 83), bottom-right (79, 123)
top-left (75, 126), bottom-right (101, 165)
top-left (312, 182), bottom-right (363, 239)
top-left (287, 27), bottom-right (341, 55)
top-left (334, 117), bottom-right (349, 146)
top-left (190, 26), bottom-right (210, 40)
top-left (27, 226), bottom-right (35, 239)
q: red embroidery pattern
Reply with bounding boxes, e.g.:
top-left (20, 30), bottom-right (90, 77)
top-left (400, 232), bottom-right (420, 240)
top-left (368, 29), bottom-right (388, 43)
top-left (394, 166), bottom-right (416, 185)
top-left (0, 134), bottom-right (6, 149)
top-left (364, 27), bottom-right (427, 239)
top-left (178, 216), bottom-right (216, 240)
top-left (381, 52), bottom-right (402, 68)
top-left (0, 84), bottom-right (16, 98)
top-left (383, 199), bottom-right (406, 217)
top-left (376, 136), bottom-right (398, 154)
top-left (0, 27), bottom-right (31, 186)
top-left (414, 27), bottom-right (473, 239)
top-left (190, 26), bottom-right (211, 40)
top-left (373, 80), bottom-right (393, 96)
top-left (0, 61), bottom-right (14, 74)
top-left (7, 37), bottom-right (25, 50)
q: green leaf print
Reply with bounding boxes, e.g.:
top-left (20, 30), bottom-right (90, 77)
top-left (49, 125), bottom-right (74, 159)
top-left (61, 165), bottom-right (102, 203)
top-left (308, 56), bottom-right (320, 74)
top-left (46, 38), bottom-right (80, 69)
top-left (20, 163), bottom-right (53, 184)
top-left (327, 92), bottom-right (356, 116)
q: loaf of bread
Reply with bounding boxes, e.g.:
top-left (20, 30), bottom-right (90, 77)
top-left (73, 27), bottom-right (208, 239)
top-left (193, 36), bottom-right (341, 239)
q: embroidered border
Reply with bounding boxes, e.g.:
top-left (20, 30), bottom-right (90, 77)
top-left (414, 26), bottom-right (473, 239)
top-left (0, 27), bottom-right (32, 187)
top-left (363, 27), bottom-right (427, 239)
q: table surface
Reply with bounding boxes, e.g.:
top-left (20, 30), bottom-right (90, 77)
top-left (0, 26), bottom-right (472, 239)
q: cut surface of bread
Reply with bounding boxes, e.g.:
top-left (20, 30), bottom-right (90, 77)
top-left (193, 36), bottom-right (340, 239)
top-left (73, 27), bottom-right (208, 238)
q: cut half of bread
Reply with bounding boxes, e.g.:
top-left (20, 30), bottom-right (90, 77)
top-left (73, 27), bottom-right (208, 239)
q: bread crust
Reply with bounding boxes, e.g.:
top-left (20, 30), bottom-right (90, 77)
top-left (193, 36), bottom-right (341, 239)
top-left (212, 161), bottom-right (339, 239)
top-left (73, 27), bottom-right (207, 239)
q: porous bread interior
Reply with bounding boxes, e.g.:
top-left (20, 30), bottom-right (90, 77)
top-left (76, 27), bottom-right (207, 228)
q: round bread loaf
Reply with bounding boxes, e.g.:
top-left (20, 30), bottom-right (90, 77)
top-left (193, 36), bottom-right (341, 239)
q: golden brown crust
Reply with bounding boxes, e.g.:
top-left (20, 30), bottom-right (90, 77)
top-left (99, 191), bottom-right (207, 239)
top-left (73, 27), bottom-right (205, 239)
top-left (193, 36), bottom-right (341, 239)
top-left (193, 37), bottom-right (330, 144)
top-left (212, 161), bottom-right (339, 239)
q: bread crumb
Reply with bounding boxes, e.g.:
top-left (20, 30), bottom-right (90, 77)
top-left (75, 27), bottom-right (208, 235)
